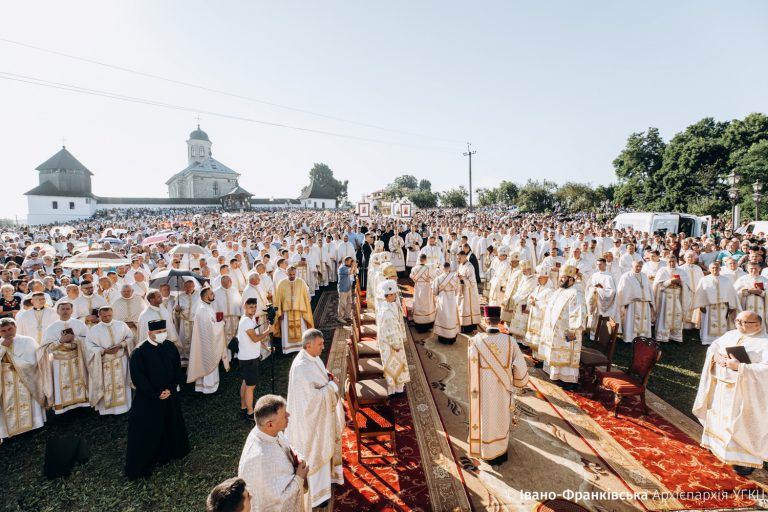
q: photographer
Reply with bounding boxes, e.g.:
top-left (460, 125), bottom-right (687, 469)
top-left (336, 256), bottom-right (356, 323)
top-left (237, 298), bottom-right (273, 422)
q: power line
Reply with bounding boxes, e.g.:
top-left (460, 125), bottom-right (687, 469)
top-left (0, 36), bottom-right (462, 144)
top-left (0, 71), bottom-right (455, 153)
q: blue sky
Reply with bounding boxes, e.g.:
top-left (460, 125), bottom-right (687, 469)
top-left (1, 1), bottom-right (766, 220)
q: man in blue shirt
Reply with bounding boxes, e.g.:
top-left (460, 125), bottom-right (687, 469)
top-left (337, 257), bottom-right (356, 323)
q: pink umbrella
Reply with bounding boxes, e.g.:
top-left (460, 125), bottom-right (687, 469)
top-left (141, 234), bottom-right (169, 246)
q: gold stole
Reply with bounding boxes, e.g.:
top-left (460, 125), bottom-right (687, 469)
top-left (1, 351), bottom-right (35, 436)
top-left (634, 274), bottom-right (651, 336)
top-left (102, 326), bottom-right (127, 409)
top-left (52, 326), bottom-right (88, 410)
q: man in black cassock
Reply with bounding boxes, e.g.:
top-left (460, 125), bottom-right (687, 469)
top-left (125, 319), bottom-right (190, 479)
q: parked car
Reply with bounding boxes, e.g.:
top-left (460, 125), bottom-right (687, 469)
top-left (612, 212), bottom-right (711, 237)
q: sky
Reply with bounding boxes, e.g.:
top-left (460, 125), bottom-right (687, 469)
top-left (1, 1), bottom-right (767, 221)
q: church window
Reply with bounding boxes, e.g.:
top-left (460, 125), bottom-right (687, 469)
top-left (69, 202), bottom-right (75, 210)
top-left (322, 201), bottom-right (325, 208)
top-left (52, 201), bottom-right (58, 209)
top-left (213, 182), bottom-right (219, 195)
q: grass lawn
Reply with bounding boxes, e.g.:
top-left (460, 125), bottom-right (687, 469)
top-left (0, 317), bottom-right (336, 512)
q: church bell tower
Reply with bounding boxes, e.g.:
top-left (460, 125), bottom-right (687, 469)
top-left (187, 124), bottom-right (212, 164)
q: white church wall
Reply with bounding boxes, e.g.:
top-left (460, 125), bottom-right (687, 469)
top-left (301, 198), bottom-right (337, 209)
top-left (27, 194), bottom-right (96, 225)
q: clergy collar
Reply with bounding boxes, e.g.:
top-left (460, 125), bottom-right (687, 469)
top-left (147, 338), bottom-right (159, 346)
top-left (486, 327), bottom-right (500, 333)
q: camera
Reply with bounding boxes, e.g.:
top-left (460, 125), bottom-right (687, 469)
top-left (264, 303), bottom-right (278, 324)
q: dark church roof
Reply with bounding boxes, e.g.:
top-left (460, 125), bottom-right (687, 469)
top-left (24, 181), bottom-right (95, 198)
top-left (165, 156), bottom-right (240, 184)
top-left (35, 147), bottom-right (93, 176)
top-left (221, 185), bottom-right (253, 197)
top-left (298, 179), bottom-right (337, 200)
top-left (189, 125), bottom-right (210, 142)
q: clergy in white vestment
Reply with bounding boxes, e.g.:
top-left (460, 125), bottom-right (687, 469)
top-left (432, 263), bottom-right (460, 344)
top-left (488, 246), bottom-right (512, 306)
top-left (524, 269), bottom-right (555, 351)
top-left (507, 261), bottom-right (537, 340)
top-left (238, 394), bottom-right (309, 512)
top-left (242, 273), bottom-right (270, 327)
top-left (175, 280), bottom-right (199, 366)
top-left (499, 253), bottom-right (522, 324)
top-left (285, 330), bottom-right (344, 508)
top-left (641, 251), bottom-right (665, 284)
top-left (214, 276), bottom-right (243, 345)
top-left (693, 262), bottom-right (740, 345)
top-left (85, 307), bottom-right (134, 415)
top-left (405, 230), bottom-right (423, 268)
top-left (273, 267), bottom-right (314, 355)
top-left (336, 235), bottom-right (357, 271)
top-left (389, 234), bottom-right (406, 273)
top-left (366, 242), bottom-right (391, 313)
top-left (692, 311), bottom-right (768, 476)
top-left (652, 255), bottom-right (692, 343)
top-left (376, 280), bottom-right (411, 395)
top-left (585, 258), bottom-right (618, 340)
top-left (0, 318), bottom-right (46, 440)
top-left (38, 301), bottom-right (89, 414)
top-left (734, 263), bottom-right (768, 331)
top-left (410, 254), bottom-right (436, 332)
top-left (112, 284), bottom-right (146, 343)
top-left (138, 290), bottom-right (180, 351)
top-left (73, 281), bottom-right (108, 328)
top-left (679, 251), bottom-right (705, 329)
top-left (187, 287), bottom-right (229, 394)
top-left (290, 245), bottom-right (316, 298)
top-left (536, 265), bottom-right (587, 387)
top-left (457, 251), bottom-right (482, 333)
top-left (617, 260), bottom-right (655, 343)
top-left (418, 236), bottom-right (445, 269)
top-left (618, 243), bottom-right (643, 275)
top-left (16, 292), bottom-right (58, 344)
top-left (468, 306), bottom-right (529, 465)
top-left (322, 236), bottom-right (337, 283)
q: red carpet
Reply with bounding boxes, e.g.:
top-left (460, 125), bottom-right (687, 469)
top-left (567, 390), bottom-right (761, 509)
top-left (333, 395), bottom-right (431, 512)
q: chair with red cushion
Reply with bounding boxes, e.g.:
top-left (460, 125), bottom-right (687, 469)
top-left (580, 316), bottom-right (619, 382)
top-left (594, 336), bottom-right (661, 417)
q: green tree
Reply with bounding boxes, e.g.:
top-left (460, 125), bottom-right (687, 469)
top-left (439, 186), bottom-right (469, 207)
top-left (612, 127), bottom-right (666, 209)
top-left (393, 175), bottom-right (418, 190)
top-left (517, 180), bottom-right (557, 213)
top-left (408, 189), bottom-right (438, 208)
top-left (304, 163), bottom-right (348, 203)
top-left (497, 180), bottom-right (519, 205)
top-left (418, 179), bottom-right (432, 191)
top-left (476, 187), bottom-right (498, 206)
top-left (733, 139), bottom-right (768, 220)
top-left (555, 182), bottom-right (601, 212)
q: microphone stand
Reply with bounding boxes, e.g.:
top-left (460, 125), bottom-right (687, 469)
top-left (254, 319), bottom-right (276, 394)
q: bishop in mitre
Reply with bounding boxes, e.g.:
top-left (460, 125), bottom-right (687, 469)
top-left (39, 301), bottom-right (89, 414)
top-left (286, 329), bottom-right (344, 508)
top-left (536, 265), bottom-right (586, 389)
top-left (524, 269), bottom-right (554, 352)
top-left (273, 266), bottom-right (314, 355)
top-left (457, 250), bottom-right (482, 333)
top-left (693, 310), bottom-right (768, 476)
top-left (0, 317), bottom-right (46, 440)
top-left (376, 280), bottom-right (411, 396)
top-left (693, 262), bottom-right (740, 345)
top-left (507, 260), bottom-right (537, 340)
top-left (85, 306), bottom-right (134, 415)
top-left (187, 286), bottom-right (229, 394)
top-left (468, 306), bottom-right (529, 465)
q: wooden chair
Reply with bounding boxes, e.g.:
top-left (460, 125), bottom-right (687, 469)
top-left (347, 369), bottom-right (396, 462)
top-left (594, 336), bottom-right (662, 417)
top-left (351, 310), bottom-right (380, 358)
top-left (580, 316), bottom-right (619, 381)
top-left (346, 347), bottom-right (389, 406)
top-left (349, 340), bottom-right (385, 379)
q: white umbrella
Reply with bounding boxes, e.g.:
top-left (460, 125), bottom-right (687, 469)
top-left (62, 250), bottom-right (132, 269)
top-left (169, 244), bottom-right (208, 256)
top-left (25, 243), bottom-right (56, 257)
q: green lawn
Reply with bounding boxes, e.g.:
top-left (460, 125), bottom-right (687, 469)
top-left (0, 326), bottom-right (335, 512)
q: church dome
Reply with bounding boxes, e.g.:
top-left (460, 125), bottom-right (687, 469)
top-left (189, 125), bottom-right (210, 142)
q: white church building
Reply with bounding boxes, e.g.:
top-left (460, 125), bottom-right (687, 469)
top-left (24, 126), bottom-right (339, 225)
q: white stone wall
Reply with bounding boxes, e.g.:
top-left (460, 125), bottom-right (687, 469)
top-left (301, 198), bottom-right (337, 209)
top-left (27, 194), bottom-right (97, 225)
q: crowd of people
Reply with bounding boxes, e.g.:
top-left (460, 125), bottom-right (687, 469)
top-left (0, 206), bottom-right (766, 510)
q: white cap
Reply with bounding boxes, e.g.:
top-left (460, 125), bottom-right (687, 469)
top-left (378, 280), bottom-right (398, 297)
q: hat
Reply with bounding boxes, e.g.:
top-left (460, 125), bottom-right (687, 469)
top-left (148, 319), bottom-right (166, 331)
top-left (378, 280), bottom-right (398, 297)
top-left (509, 252), bottom-right (520, 262)
top-left (381, 262), bottom-right (397, 279)
top-left (520, 260), bottom-right (532, 270)
top-left (498, 246), bottom-right (510, 256)
top-left (482, 305), bottom-right (501, 318)
top-left (536, 267), bottom-right (550, 278)
top-left (561, 265), bottom-right (579, 278)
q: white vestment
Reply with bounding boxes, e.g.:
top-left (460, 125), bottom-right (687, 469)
top-left (73, 294), bottom-right (108, 327)
top-left (112, 295), bottom-right (146, 341)
top-left (507, 273), bottom-right (537, 339)
top-left (39, 318), bottom-right (90, 413)
top-left (488, 258), bottom-right (511, 306)
top-left (524, 282), bottom-right (554, 350)
top-left (187, 302), bottom-right (228, 394)
top-left (286, 350), bottom-right (344, 507)
top-left (214, 286), bottom-right (243, 343)
top-left (16, 307), bottom-right (58, 345)
top-left (410, 264), bottom-right (436, 325)
top-left (405, 232), bottom-right (423, 267)
top-left (432, 271), bottom-right (460, 339)
top-left (693, 330), bottom-right (768, 468)
top-left (176, 291), bottom-right (200, 364)
top-left (468, 329), bottom-right (529, 460)
top-left (375, 300), bottom-right (411, 394)
top-left (652, 267), bottom-right (692, 343)
top-left (585, 271), bottom-right (618, 340)
top-left (457, 261), bottom-right (481, 327)
top-left (734, 275), bottom-right (768, 331)
top-left (85, 321), bottom-right (133, 415)
top-left (617, 271), bottom-right (654, 343)
top-left (0, 335), bottom-right (46, 439)
top-left (693, 275), bottom-right (741, 345)
top-left (137, 305), bottom-right (180, 349)
top-left (537, 286), bottom-right (586, 383)
top-left (679, 263), bottom-right (705, 328)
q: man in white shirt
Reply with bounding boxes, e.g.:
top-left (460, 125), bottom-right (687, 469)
top-left (237, 298), bottom-right (273, 420)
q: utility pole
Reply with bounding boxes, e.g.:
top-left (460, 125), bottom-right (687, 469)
top-left (463, 142), bottom-right (476, 209)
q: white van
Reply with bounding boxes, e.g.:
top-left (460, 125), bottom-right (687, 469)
top-left (612, 212), bottom-right (711, 237)
top-left (737, 221), bottom-right (768, 237)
